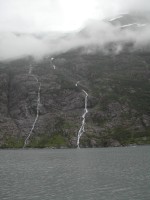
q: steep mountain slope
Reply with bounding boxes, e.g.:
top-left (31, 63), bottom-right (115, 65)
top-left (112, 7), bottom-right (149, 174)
top-left (0, 48), bottom-right (150, 148)
top-left (0, 13), bottom-right (150, 148)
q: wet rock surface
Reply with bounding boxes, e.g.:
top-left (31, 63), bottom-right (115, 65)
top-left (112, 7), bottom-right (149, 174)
top-left (0, 51), bottom-right (150, 148)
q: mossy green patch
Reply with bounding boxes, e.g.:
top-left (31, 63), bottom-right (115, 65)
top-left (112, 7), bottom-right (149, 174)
top-left (28, 134), bottom-right (68, 148)
top-left (0, 137), bottom-right (24, 148)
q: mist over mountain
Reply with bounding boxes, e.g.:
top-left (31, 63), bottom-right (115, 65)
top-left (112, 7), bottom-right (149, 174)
top-left (1, 12), bottom-right (150, 61)
top-left (0, 13), bottom-right (150, 148)
top-left (0, 1), bottom-right (150, 148)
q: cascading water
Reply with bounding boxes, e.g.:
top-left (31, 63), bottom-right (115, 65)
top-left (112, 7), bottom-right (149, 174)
top-left (77, 89), bottom-right (88, 148)
top-left (75, 81), bottom-right (80, 87)
top-left (23, 65), bottom-right (41, 148)
top-left (51, 57), bottom-right (56, 69)
top-left (25, 59), bottom-right (88, 148)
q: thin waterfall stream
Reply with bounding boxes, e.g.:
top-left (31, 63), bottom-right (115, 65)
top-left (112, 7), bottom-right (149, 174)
top-left (75, 81), bottom-right (80, 87)
top-left (24, 59), bottom-right (88, 148)
top-left (51, 57), bottom-right (56, 69)
top-left (77, 89), bottom-right (88, 148)
top-left (23, 65), bottom-right (41, 148)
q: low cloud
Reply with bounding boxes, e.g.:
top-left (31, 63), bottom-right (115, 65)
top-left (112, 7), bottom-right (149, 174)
top-left (0, 19), bottom-right (150, 61)
top-left (0, 32), bottom-right (50, 60)
top-left (1, 0), bottom-right (150, 61)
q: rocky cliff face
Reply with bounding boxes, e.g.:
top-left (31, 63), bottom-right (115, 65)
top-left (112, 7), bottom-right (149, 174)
top-left (0, 49), bottom-right (150, 148)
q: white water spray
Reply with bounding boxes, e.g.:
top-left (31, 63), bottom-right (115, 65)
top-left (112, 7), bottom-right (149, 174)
top-left (77, 89), bottom-right (88, 148)
top-left (23, 66), bottom-right (41, 148)
top-left (51, 57), bottom-right (56, 70)
top-left (75, 81), bottom-right (80, 87)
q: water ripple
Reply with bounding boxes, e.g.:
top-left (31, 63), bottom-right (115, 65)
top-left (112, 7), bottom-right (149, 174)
top-left (0, 147), bottom-right (150, 200)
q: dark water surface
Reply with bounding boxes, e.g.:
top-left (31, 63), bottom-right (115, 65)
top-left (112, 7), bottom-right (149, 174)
top-left (0, 146), bottom-right (150, 200)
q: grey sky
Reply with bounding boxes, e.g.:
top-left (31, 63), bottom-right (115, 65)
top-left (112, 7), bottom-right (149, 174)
top-left (0, 0), bottom-right (150, 60)
top-left (0, 0), bottom-right (150, 33)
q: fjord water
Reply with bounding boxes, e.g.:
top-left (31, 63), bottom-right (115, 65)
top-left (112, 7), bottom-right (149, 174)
top-left (0, 147), bottom-right (150, 200)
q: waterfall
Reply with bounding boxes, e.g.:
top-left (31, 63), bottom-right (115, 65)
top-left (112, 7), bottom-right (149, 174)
top-left (23, 66), bottom-right (41, 148)
top-left (77, 89), bottom-right (88, 148)
top-left (51, 57), bottom-right (56, 70)
top-left (75, 81), bottom-right (80, 87)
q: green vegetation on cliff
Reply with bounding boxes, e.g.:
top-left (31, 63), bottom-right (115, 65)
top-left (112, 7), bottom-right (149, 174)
top-left (0, 50), bottom-right (150, 148)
